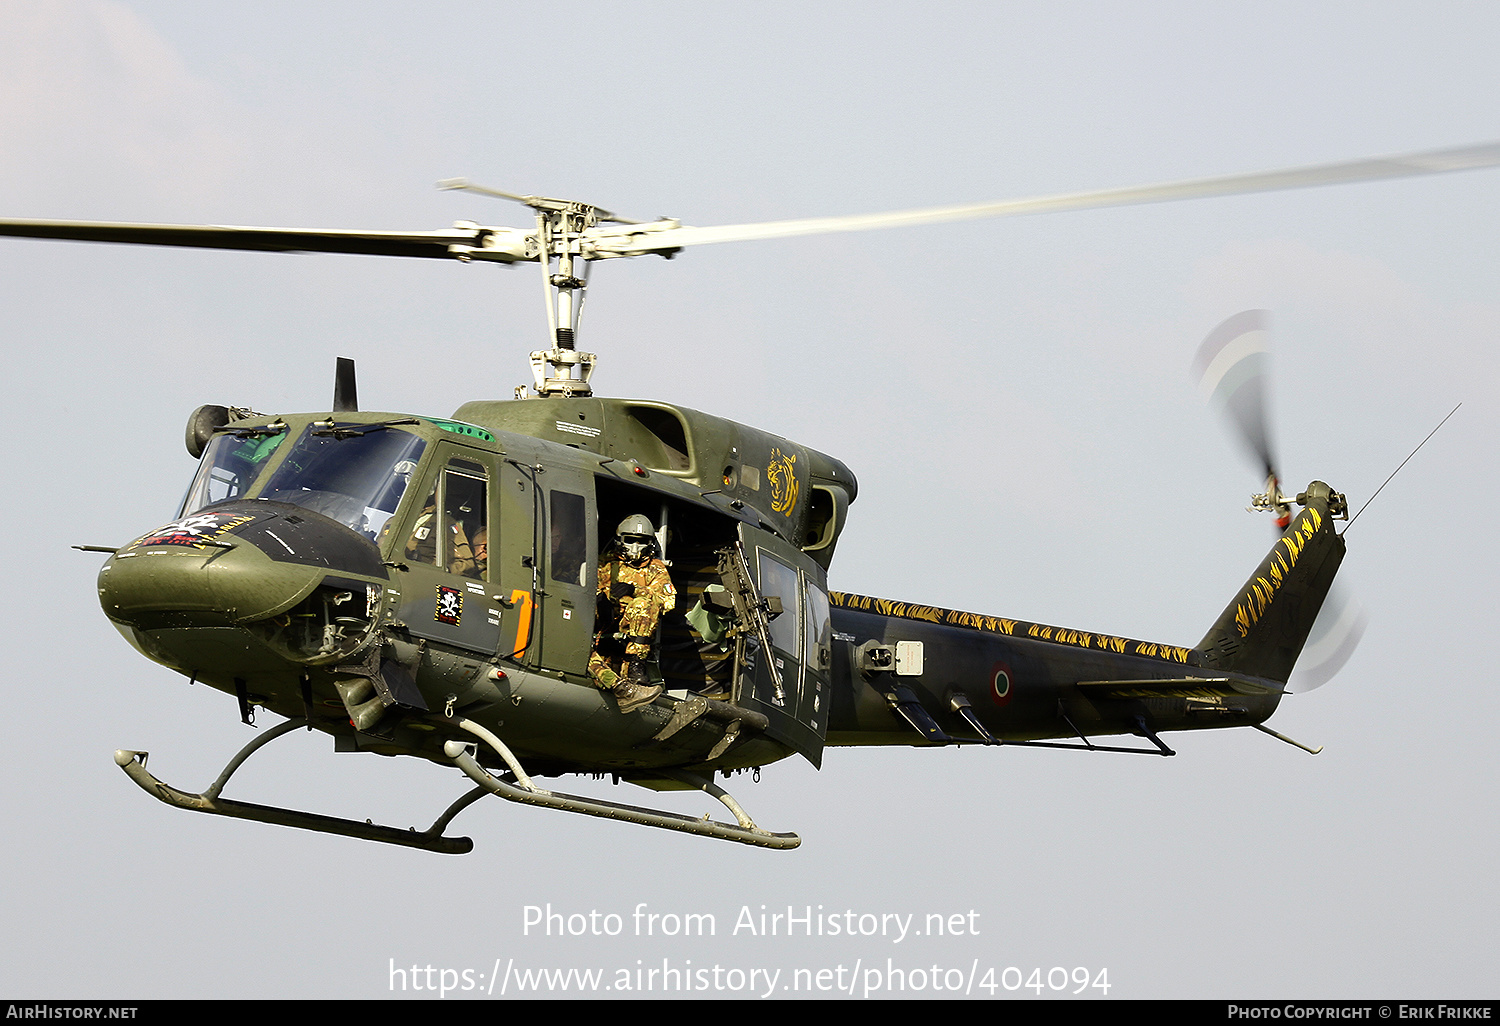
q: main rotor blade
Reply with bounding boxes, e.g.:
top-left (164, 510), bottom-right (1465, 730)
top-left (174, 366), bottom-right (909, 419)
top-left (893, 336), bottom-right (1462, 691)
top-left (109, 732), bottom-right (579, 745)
top-left (438, 178), bottom-right (643, 224)
top-left (8, 140), bottom-right (1500, 265)
top-left (0, 219), bottom-right (531, 261)
top-left (586, 140), bottom-right (1500, 255)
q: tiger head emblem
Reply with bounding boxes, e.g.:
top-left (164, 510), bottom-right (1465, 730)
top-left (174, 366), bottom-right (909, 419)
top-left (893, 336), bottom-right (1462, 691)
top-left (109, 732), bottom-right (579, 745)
top-left (767, 447), bottom-right (799, 515)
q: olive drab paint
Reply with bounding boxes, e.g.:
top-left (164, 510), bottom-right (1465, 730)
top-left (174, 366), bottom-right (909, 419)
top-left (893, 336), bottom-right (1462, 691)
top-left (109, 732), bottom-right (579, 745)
top-left (90, 386), bottom-right (1348, 851)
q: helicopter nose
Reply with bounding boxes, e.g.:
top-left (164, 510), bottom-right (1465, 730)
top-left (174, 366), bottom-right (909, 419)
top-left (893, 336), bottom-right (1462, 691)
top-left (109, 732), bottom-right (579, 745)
top-left (100, 535), bottom-right (323, 625)
top-left (98, 502), bottom-right (388, 670)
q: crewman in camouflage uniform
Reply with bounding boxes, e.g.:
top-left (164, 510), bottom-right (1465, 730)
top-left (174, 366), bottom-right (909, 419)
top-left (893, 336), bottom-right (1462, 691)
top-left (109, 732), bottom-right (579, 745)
top-left (589, 514), bottom-right (675, 713)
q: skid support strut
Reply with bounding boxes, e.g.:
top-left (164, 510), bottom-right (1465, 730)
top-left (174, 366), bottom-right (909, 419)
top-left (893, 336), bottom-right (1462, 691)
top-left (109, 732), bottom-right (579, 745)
top-left (114, 717), bottom-right (480, 854)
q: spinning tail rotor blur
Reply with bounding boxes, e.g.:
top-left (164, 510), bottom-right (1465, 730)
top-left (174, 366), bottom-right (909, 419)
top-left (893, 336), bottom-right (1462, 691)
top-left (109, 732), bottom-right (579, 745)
top-left (1193, 311), bottom-right (1368, 692)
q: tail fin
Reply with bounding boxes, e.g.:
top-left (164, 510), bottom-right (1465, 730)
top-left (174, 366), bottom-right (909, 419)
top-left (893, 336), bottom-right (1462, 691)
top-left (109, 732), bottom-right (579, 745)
top-left (1196, 482), bottom-right (1346, 683)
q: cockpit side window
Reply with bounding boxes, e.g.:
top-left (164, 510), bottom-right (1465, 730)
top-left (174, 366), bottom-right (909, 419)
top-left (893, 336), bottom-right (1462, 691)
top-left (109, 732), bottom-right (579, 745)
top-left (403, 459), bottom-right (488, 580)
top-left (180, 432), bottom-right (285, 516)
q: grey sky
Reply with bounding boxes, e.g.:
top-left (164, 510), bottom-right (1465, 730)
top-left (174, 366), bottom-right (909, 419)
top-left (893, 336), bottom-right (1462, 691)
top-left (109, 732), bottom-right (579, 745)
top-left (2, 0), bottom-right (1496, 999)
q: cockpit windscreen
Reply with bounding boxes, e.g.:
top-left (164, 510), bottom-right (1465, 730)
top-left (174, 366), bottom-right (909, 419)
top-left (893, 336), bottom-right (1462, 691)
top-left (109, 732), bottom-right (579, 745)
top-left (258, 425), bottom-right (427, 540)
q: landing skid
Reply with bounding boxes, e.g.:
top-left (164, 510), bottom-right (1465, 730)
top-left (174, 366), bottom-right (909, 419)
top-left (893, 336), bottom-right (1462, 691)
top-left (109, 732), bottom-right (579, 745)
top-left (114, 715), bottom-right (800, 853)
top-left (115, 718), bottom-right (480, 853)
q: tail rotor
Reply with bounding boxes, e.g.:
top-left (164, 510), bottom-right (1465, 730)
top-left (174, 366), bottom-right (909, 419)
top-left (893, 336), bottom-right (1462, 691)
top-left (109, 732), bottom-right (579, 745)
top-left (1193, 311), bottom-right (1368, 691)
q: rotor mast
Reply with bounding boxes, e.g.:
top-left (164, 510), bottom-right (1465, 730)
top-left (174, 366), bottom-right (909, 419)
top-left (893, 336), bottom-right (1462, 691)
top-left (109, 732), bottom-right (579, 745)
top-left (529, 195), bottom-right (599, 399)
top-left (440, 180), bottom-right (649, 399)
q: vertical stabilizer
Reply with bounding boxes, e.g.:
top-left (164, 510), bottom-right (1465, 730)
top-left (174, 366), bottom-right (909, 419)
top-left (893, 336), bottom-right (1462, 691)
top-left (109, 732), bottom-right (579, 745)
top-left (1196, 482), bottom-right (1346, 683)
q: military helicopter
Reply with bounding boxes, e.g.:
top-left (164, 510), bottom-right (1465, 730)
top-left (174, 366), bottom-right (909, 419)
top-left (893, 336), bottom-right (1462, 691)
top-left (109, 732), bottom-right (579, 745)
top-left (5, 141), bottom-right (1496, 852)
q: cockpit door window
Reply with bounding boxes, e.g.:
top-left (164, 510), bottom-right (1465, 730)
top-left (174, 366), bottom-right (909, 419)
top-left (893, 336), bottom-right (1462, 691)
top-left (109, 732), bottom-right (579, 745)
top-left (403, 460), bottom-right (488, 580)
top-left (441, 462), bottom-right (488, 581)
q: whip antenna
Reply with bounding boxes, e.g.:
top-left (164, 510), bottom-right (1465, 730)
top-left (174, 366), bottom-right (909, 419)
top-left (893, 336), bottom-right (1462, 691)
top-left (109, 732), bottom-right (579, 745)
top-left (1346, 402), bottom-right (1462, 530)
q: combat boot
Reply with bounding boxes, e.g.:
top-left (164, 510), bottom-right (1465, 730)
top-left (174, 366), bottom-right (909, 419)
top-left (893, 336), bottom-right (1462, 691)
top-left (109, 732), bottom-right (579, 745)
top-left (612, 680), bottom-right (662, 714)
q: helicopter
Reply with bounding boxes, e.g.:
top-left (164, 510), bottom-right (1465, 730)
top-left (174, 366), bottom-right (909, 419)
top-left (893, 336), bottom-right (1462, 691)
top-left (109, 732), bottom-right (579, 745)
top-left (5, 141), bottom-right (1496, 852)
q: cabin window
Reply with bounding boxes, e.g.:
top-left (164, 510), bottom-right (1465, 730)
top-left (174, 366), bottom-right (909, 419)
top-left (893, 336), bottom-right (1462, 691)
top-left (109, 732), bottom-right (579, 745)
top-left (757, 552), bottom-right (801, 658)
top-left (549, 490), bottom-right (587, 586)
top-left (804, 581), bottom-right (831, 672)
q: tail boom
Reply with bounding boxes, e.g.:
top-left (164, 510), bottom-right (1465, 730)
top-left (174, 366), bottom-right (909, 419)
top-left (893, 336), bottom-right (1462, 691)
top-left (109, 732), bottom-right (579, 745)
top-left (821, 483), bottom-right (1346, 750)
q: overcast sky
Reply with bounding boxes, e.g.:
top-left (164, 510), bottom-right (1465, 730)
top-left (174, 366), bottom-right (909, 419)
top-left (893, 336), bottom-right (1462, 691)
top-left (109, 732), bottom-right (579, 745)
top-left (2, 0), bottom-right (1497, 1000)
